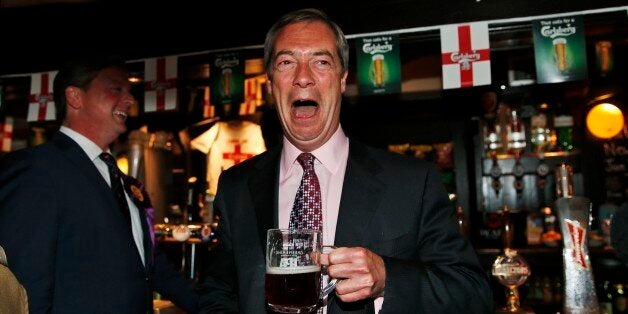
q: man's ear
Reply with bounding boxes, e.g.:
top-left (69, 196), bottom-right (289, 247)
top-left (265, 77), bottom-right (272, 95)
top-left (65, 86), bottom-right (82, 109)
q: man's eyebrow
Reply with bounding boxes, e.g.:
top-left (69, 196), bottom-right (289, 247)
top-left (274, 50), bottom-right (295, 58)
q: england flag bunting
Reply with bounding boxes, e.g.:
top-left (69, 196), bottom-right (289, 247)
top-left (202, 87), bottom-right (215, 119)
top-left (0, 116), bottom-right (13, 152)
top-left (27, 71), bottom-right (57, 122)
top-left (440, 22), bottom-right (491, 89)
top-left (239, 78), bottom-right (261, 116)
top-left (144, 56), bottom-right (178, 112)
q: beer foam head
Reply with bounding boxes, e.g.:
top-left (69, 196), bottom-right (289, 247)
top-left (553, 38), bottom-right (567, 45)
top-left (266, 265), bottom-right (320, 274)
top-left (372, 54), bottom-right (384, 61)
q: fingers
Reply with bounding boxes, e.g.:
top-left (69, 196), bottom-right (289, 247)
top-left (335, 282), bottom-right (375, 303)
top-left (320, 245), bottom-right (335, 266)
top-left (319, 252), bottom-right (330, 266)
top-left (324, 247), bottom-right (386, 301)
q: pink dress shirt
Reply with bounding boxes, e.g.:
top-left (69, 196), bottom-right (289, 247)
top-left (278, 125), bottom-right (384, 313)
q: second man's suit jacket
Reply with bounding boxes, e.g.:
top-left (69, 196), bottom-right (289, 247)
top-left (0, 132), bottom-right (197, 313)
top-left (197, 140), bottom-right (492, 313)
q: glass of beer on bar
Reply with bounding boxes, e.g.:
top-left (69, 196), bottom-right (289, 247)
top-left (265, 228), bottom-right (333, 313)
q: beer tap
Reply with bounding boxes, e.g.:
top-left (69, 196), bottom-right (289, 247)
top-left (492, 205), bottom-right (533, 314)
top-left (508, 109), bottom-right (526, 196)
top-left (553, 163), bottom-right (600, 312)
top-left (530, 102), bottom-right (552, 191)
top-left (512, 151), bottom-right (525, 195)
top-left (484, 118), bottom-right (503, 196)
top-left (488, 151), bottom-right (502, 195)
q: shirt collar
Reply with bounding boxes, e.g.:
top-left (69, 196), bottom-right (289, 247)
top-left (59, 126), bottom-right (108, 161)
top-left (281, 125), bottom-right (349, 177)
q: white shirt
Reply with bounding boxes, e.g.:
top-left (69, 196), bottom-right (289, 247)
top-left (60, 126), bottom-right (146, 265)
top-left (190, 120), bottom-right (266, 195)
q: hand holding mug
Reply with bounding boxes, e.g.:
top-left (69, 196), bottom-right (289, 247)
top-left (320, 246), bottom-right (386, 303)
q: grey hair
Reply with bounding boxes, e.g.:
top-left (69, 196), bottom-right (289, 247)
top-left (263, 8), bottom-right (349, 80)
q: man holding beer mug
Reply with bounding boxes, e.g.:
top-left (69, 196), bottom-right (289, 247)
top-left (197, 8), bottom-right (492, 313)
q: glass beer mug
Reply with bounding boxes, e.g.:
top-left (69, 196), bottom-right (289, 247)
top-left (265, 229), bottom-right (338, 313)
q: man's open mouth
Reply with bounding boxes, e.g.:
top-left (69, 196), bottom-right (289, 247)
top-left (113, 110), bottom-right (128, 121)
top-left (292, 100), bottom-right (318, 118)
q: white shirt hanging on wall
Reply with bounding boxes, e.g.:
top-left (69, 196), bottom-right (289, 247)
top-left (190, 120), bottom-right (266, 195)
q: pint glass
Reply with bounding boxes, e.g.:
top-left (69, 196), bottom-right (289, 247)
top-left (553, 38), bottom-right (568, 72)
top-left (265, 229), bottom-right (338, 313)
top-left (372, 54), bottom-right (385, 87)
top-left (221, 68), bottom-right (232, 97)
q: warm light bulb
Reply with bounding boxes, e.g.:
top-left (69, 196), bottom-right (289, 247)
top-left (116, 156), bottom-right (129, 175)
top-left (586, 102), bottom-right (624, 139)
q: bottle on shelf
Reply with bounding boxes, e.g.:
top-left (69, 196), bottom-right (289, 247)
top-left (508, 109), bottom-right (527, 156)
top-left (501, 206), bottom-right (515, 249)
top-left (541, 206), bottom-right (561, 247)
top-left (542, 276), bottom-right (553, 304)
top-left (530, 102), bottom-right (553, 154)
top-left (184, 176), bottom-right (198, 223)
top-left (526, 209), bottom-right (544, 245)
top-left (598, 279), bottom-right (613, 314)
top-left (555, 162), bottom-right (575, 199)
top-left (554, 109), bottom-right (575, 152)
top-left (553, 276), bottom-right (563, 306)
top-left (614, 283), bottom-right (627, 314)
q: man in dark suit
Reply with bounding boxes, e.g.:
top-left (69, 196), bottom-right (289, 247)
top-left (197, 8), bottom-right (492, 313)
top-left (0, 55), bottom-right (198, 313)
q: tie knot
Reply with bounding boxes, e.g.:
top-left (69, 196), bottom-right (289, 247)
top-left (99, 152), bottom-right (116, 167)
top-left (296, 153), bottom-right (315, 171)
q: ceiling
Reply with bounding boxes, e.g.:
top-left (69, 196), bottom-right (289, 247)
top-left (0, 0), bottom-right (626, 76)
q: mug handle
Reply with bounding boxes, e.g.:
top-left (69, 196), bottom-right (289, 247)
top-left (320, 245), bottom-right (341, 299)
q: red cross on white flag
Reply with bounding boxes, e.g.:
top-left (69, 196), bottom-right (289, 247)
top-left (27, 71), bottom-right (57, 122)
top-left (144, 56), bottom-right (178, 112)
top-left (0, 116), bottom-right (13, 152)
top-left (202, 87), bottom-right (215, 118)
top-left (222, 141), bottom-right (254, 164)
top-left (440, 22), bottom-right (491, 89)
top-left (239, 78), bottom-right (260, 116)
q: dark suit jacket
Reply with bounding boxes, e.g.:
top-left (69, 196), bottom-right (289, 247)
top-left (197, 140), bottom-right (492, 313)
top-left (0, 132), bottom-right (198, 313)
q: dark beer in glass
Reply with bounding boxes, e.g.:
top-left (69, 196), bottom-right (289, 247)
top-left (265, 229), bottom-right (322, 313)
top-left (265, 265), bottom-right (321, 312)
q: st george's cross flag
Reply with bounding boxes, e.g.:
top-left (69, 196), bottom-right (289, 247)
top-left (239, 77), bottom-right (261, 116)
top-left (440, 22), bottom-right (491, 89)
top-left (0, 116), bottom-right (13, 152)
top-left (202, 87), bottom-right (215, 119)
top-left (144, 56), bottom-right (178, 112)
top-left (27, 71), bottom-right (57, 122)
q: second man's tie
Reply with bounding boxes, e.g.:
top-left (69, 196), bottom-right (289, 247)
top-left (100, 152), bottom-right (132, 228)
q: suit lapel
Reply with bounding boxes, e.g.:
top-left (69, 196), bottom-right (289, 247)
top-left (121, 174), bottom-right (154, 269)
top-left (248, 145), bottom-right (282, 252)
top-left (52, 133), bottom-right (112, 194)
top-left (334, 141), bottom-right (385, 247)
top-left (53, 133), bottom-right (148, 268)
top-left (136, 206), bottom-right (153, 269)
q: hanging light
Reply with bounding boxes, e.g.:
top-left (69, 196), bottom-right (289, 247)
top-left (585, 102), bottom-right (624, 139)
